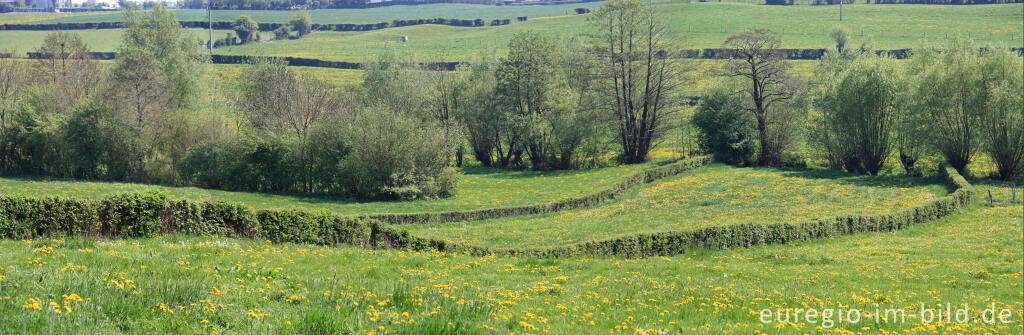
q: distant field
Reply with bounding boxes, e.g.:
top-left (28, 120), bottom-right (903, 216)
top-left (0, 3), bottom-right (1018, 62)
top-left (27, 2), bottom-right (605, 24)
top-left (404, 164), bottom-right (950, 248)
top-left (0, 28), bottom-right (234, 55)
top-left (215, 2), bottom-right (1024, 62)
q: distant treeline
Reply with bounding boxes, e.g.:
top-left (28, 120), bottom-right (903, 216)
top-left (174, 0), bottom-right (601, 10)
top-left (0, 17), bottom-right (500, 31)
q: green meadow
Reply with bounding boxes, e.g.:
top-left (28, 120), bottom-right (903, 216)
top-left (403, 164), bottom-right (951, 248)
top-left (214, 2), bottom-right (1023, 62)
top-left (0, 182), bottom-right (1017, 334)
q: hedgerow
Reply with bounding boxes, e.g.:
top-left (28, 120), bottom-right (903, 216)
top-left (0, 158), bottom-right (972, 259)
top-left (374, 164), bottom-right (974, 258)
top-left (362, 155), bottom-right (713, 224)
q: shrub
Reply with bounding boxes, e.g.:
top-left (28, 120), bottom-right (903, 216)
top-left (0, 3), bottom-right (13, 13)
top-left (692, 86), bottom-right (756, 166)
top-left (98, 191), bottom-right (168, 238)
top-left (233, 15), bottom-right (260, 43)
top-left (273, 26), bottom-right (292, 40)
top-left (339, 108), bottom-right (457, 200)
top-left (290, 11), bottom-right (312, 36)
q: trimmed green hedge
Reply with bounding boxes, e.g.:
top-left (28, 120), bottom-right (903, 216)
top-left (362, 155), bottom-right (713, 225)
top-left (0, 155), bottom-right (711, 245)
top-left (374, 164), bottom-right (975, 258)
top-left (0, 192), bottom-right (374, 247)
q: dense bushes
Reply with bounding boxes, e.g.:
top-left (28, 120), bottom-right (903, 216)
top-left (0, 192), bottom-right (374, 247)
top-left (693, 86), bottom-right (756, 166)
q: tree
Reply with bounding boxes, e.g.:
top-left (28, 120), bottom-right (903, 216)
top-left (233, 15), bottom-right (259, 43)
top-left (587, 0), bottom-right (686, 164)
top-left (829, 25), bottom-right (850, 53)
top-left (894, 47), bottom-right (938, 176)
top-left (0, 52), bottom-right (27, 137)
top-left (238, 58), bottom-right (342, 192)
top-left (119, 4), bottom-right (207, 110)
top-left (31, 31), bottom-right (101, 115)
top-left (273, 26), bottom-right (292, 40)
top-left (979, 47), bottom-right (1023, 180)
top-left (290, 11), bottom-right (312, 37)
top-left (693, 84), bottom-right (756, 166)
top-left (720, 29), bottom-right (799, 166)
top-left (820, 54), bottom-right (904, 175)
top-left (494, 31), bottom-right (563, 170)
top-left (104, 49), bottom-right (175, 134)
top-left (914, 36), bottom-right (985, 175)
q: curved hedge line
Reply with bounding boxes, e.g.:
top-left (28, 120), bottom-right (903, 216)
top-left (0, 159), bottom-right (972, 260)
top-left (359, 155), bottom-right (713, 225)
top-left (0, 156), bottom-right (711, 243)
top-left (372, 164), bottom-right (975, 258)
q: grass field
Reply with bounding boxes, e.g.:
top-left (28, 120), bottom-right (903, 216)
top-left (0, 181), bottom-right (1017, 334)
top-left (403, 164), bottom-right (950, 248)
top-left (0, 28), bottom-right (235, 55)
top-left (0, 157), bottom-right (679, 215)
top-left (26, 2), bottom-right (606, 24)
top-left (213, 2), bottom-right (1024, 62)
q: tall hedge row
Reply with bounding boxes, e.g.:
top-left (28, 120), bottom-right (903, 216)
top-left (0, 192), bottom-right (374, 247)
top-left (371, 164), bottom-right (975, 258)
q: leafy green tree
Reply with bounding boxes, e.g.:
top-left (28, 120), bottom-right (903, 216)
top-left (914, 36), bottom-right (985, 175)
top-left (979, 47), bottom-right (1023, 180)
top-left (829, 26), bottom-right (850, 53)
top-left (693, 84), bottom-right (756, 166)
top-left (820, 54), bottom-right (905, 175)
top-left (233, 15), bottom-right (259, 43)
top-left (290, 11), bottom-right (312, 37)
top-left (118, 4), bottom-right (208, 111)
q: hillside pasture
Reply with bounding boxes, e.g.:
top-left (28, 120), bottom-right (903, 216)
top-left (0, 182), bottom-right (1017, 334)
top-left (403, 164), bottom-right (951, 248)
top-left (214, 2), bottom-right (1024, 62)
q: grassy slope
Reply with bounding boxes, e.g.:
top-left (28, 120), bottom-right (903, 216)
top-left (215, 2), bottom-right (1024, 62)
top-left (403, 164), bottom-right (951, 248)
top-left (29, 2), bottom-right (607, 24)
top-left (0, 158), bottom-right (677, 215)
top-left (0, 182), bottom-right (1017, 334)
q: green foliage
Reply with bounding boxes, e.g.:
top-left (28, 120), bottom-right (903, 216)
top-left (272, 25), bottom-right (292, 40)
top-left (829, 25), bottom-right (850, 53)
top-left (693, 85), bottom-right (757, 166)
top-left (820, 54), bottom-right (905, 175)
top-left (98, 191), bottom-right (168, 238)
top-left (232, 15), bottom-right (259, 43)
top-left (290, 11), bottom-right (312, 37)
top-left (63, 103), bottom-right (144, 181)
top-left (979, 48), bottom-right (1023, 180)
top-left (119, 4), bottom-right (208, 110)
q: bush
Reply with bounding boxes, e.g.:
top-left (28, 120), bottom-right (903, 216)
top-left (233, 15), bottom-right (260, 43)
top-left (290, 11), bottom-right (312, 36)
top-left (339, 108), bottom-right (457, 200)
top-left (98, 191), bottom-right (168, 238)
top-left (273, 26), bottom-right (292, 40)
top-left (0, 3), bottom-right (13, 13)
top-left (693, 86), bottom-right (756, 166)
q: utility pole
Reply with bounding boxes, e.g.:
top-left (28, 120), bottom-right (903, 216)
top-left (208, 0), bottom-right (213, 55)
top-left (839, 0), bottom-right (843, 21)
